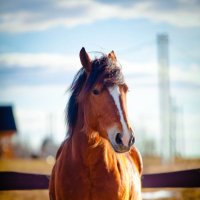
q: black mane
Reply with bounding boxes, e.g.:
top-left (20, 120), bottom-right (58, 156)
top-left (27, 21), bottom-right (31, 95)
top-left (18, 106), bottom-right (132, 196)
top-left (66, 55), bottom-right (124, 136)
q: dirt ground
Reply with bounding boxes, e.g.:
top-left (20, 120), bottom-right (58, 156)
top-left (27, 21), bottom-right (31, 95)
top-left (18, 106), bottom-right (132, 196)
top-left (0, 157), bottom-right (199, 200)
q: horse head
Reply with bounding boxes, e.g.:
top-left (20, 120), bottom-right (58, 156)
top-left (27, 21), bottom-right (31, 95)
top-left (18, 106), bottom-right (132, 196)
top-left (69, 47), bottom-right (135, 153)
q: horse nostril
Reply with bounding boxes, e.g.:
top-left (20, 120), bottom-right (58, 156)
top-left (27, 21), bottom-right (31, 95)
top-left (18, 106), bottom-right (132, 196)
top-left (115, 133), bottom-right (123, 145)
top-left (129, 135), bottom-right (135, 147)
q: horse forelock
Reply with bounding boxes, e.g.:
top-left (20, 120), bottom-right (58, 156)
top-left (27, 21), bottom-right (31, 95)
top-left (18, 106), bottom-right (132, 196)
top-left (66, 55), bottom-right (124, 137)
top-left (84, 56), bottom-right (124, 93)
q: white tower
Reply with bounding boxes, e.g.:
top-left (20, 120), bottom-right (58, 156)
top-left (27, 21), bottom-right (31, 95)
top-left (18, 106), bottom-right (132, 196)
top-left (157, 34), bottom-right (171, 162)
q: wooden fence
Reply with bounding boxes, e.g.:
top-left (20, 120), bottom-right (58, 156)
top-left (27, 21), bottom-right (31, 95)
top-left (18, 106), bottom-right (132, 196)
top-left (0, 168), bottom-right (199, 190)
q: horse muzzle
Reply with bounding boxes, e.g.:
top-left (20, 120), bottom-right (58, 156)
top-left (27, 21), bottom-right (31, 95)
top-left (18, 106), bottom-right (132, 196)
top-left (108, 128), bottom-right (135, 153)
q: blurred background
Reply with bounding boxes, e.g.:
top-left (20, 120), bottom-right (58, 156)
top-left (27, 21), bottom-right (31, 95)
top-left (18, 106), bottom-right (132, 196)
top-left (0, 0), bottom-right (200, 199)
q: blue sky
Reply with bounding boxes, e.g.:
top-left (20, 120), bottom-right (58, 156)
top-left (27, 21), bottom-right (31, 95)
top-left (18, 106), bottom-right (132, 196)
top-left (0, 0), bottom-right (200, 157)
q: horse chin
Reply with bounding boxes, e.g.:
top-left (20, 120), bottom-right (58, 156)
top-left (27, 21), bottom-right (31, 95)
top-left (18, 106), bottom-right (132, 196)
top-left (111, 144), bottom-right (130, 153)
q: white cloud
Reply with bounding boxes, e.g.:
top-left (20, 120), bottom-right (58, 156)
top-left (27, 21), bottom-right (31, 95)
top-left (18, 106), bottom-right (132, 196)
top-left (121, 59), bottom-right (157, 75)
top-left (0, 0), bottom-right (200, 33)
top-left (171, 63), bottom-right (200, 86)
top-left (0, 53), bottom-right (79, 71)
top-left (1, 52), bottom-right (200, 88)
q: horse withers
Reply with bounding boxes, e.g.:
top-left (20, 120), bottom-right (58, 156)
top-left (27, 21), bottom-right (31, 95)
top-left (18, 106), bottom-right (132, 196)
top-left (49, 48), bottom-right (143, 200)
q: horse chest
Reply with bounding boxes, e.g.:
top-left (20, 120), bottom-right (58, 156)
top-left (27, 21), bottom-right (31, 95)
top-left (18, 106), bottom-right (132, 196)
top-left (115, 155), bottom-right (141, 198)
top-left (84, 147), bottom-right (141, 200)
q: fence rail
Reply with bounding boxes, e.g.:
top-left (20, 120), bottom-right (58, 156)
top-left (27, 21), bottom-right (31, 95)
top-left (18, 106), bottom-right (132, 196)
top-left (0, 168), bottom-right (199, 191)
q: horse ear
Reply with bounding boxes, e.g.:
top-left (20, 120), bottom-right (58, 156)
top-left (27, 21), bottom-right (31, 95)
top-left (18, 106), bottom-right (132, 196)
top-left (80, 47), bottom-right (92, 73)
top-left (108, 50), bottom-right (117, 62)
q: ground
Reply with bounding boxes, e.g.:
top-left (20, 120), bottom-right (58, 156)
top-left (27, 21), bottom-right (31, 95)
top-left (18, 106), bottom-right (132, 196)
top-left (0, 157), bottom-right (199, 200)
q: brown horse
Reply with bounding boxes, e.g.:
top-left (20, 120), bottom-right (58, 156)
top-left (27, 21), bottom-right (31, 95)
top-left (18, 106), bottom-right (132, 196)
top-left (49, 48), bottom-right (143, 200)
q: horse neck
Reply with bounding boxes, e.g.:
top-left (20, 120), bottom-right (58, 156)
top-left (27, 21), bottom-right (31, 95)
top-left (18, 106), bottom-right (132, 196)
top-left (70, 104), bottom-right (100, 153)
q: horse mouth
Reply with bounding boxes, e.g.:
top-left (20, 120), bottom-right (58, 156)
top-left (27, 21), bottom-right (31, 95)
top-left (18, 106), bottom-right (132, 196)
top-left (112, 144), bottom-right (130, 153)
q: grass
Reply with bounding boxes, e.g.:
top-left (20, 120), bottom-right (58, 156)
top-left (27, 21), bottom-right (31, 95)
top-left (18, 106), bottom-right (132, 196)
top-left (0, 158), bottom-right (53, 174)
top-left (142, 188), bottom-right (200, 200)
top-left (0, 190), bottom-right (49, 200)
top-left (142, 156), bottom-right (200, 200)
top-left (0, 158), bottom-right (53, 200)
top-left (0, 157), bottom-right (200, 199)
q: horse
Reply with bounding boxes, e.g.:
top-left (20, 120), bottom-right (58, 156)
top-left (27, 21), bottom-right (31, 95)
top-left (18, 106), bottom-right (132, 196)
top-left (49, 48), bottom-right (143, 200)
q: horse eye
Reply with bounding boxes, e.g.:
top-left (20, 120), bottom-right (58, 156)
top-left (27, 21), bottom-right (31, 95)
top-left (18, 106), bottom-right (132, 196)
top-left (92, 89), bottom-right (99, 95)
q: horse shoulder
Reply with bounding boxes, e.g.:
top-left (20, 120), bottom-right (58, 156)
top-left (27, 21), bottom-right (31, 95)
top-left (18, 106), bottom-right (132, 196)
top-left (51, 139), bottom-right (92, 200)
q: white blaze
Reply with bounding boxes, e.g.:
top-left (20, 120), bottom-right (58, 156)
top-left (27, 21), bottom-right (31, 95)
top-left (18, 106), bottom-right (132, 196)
top-left (108, 86), bottom-right (130, 146)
